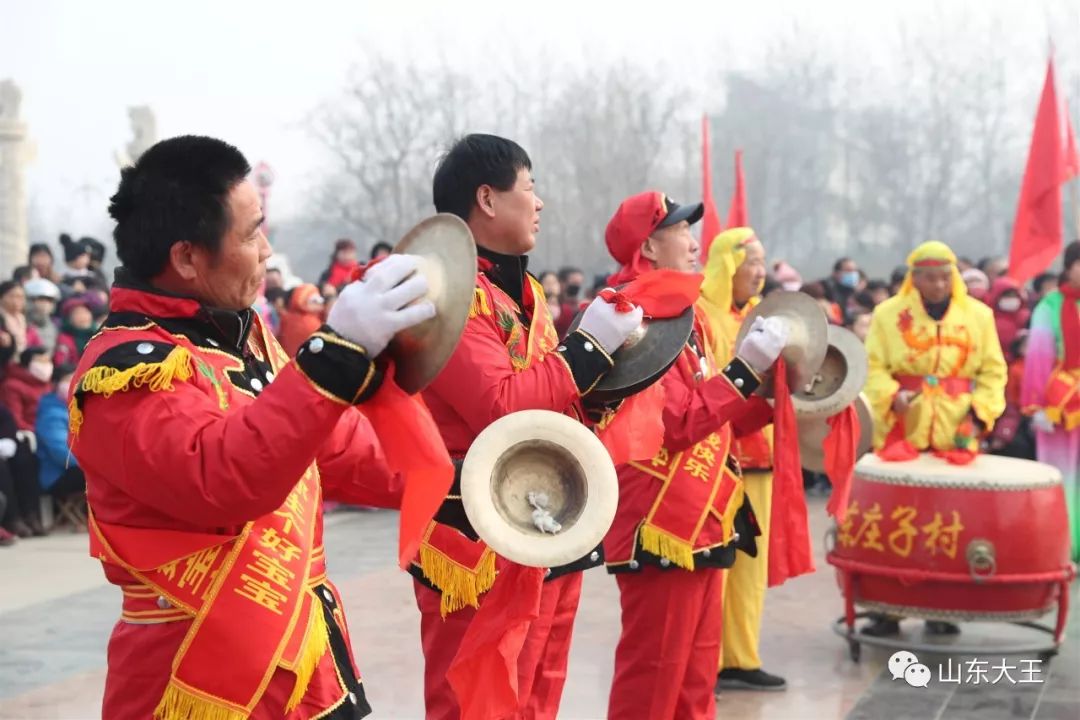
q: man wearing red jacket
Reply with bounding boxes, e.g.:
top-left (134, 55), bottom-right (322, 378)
top-left (412, 134), bottom-right (643, 719)
top-left (599, 191), bottom-right (788, 720)
top-left (72, 135), bottom-right (435, 719)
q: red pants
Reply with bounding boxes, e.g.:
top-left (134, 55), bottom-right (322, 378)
top-left (608, 567), bottom-right (724, 720)
top-left (413, 572), bottom-right (583, 720)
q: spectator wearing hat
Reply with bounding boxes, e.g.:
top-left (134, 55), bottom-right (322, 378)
top-left (28, 243), bottom-right (60, 284)
top-left (53, 295), bottom-right (99, 367)
top-left (79, 236), bottom-right (109, 288)
top-left (23, 278), bottom-right (61, 355)
top-left (59, 234), bottom-right (93, 296)
top-left (318, 238), bottom-right (360, 289)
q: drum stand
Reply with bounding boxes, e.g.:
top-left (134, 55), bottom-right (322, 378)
top-left (829, 555), bottom-right (1075, 664)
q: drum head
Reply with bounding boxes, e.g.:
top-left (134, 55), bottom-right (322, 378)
top-left (460, 410), bottom-right (619, 568)
top-left (798, 393), bottom-right (874, 473)
top-left (854, 453), bottom-right (1063, 490)
top-left (388, 214), bottom-right (477, 394)
top-left (567, 303), bottom-right (693, 404)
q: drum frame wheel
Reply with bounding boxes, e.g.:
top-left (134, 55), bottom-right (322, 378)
top-left (828, 553), bottom-right (1075, 664)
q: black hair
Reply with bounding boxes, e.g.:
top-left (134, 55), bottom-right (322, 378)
top-left (538, 270), bottom-right (558, 284)
top-left (557, 266), bottom-right (584, 283)
top-left (109, 135), bottom-right (252, 281)
top-left (369, 242), bottom-right (392, 260)
top-left (18, 346), bottom-right (47, 367)
top-left (1065, 240), bottom-right (1080, 272)
top-left (0, 280), bottom-right (20, 299)
top-left (865, 279), bottom-right (889, 294)
top-left (761, 276), bottom-right (783, 297)
top-left (52, 363), bottom-right (76, 385)
top-left (852, 290), bottom-right (875, 310)
top-left (1032, 272), bottom-right (1058, 293)
top-left (432, 134), bottom-right (532, 222)
top-left (265, 287), bottom-right (288, 305)
top-left (833, 257), bottom-right (854, 273)
top-left (12, 266), bottom-right (33, 284)
top-left (28, 243), bottom-right (53, 262)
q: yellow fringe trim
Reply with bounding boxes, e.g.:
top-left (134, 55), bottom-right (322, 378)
top-left (153, 682), bottom-right (246, 720)
top-left (286, 597), bottom-right (330, 712)
top-left (68, 398), bottom-right (84, 437)
top-left (639, 524), bottom-right (696, 571)
top-left (419, 546), bottom-right (496, 617)
top-left (468, 288), bottom-right (491, 318)
top-left (79, 346), bottom-right (194, 399)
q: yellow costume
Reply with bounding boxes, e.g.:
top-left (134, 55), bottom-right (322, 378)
top-left (864, 241), bottom-right (1007, 450)
top-left (699, 227), bottom-right (773, 672)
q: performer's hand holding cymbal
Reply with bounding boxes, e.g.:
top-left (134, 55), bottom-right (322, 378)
top-left (736, 315), bottom-right (789, 375)
top-left (327, 254), bottom-right (436, 357)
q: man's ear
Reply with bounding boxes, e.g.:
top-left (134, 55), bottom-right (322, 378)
top-left (168, 241), bottom-right (200, 281)
top-left (475, 185), bottom-right (497, 219)
top-left (640, 236), bottom-right (658, 262)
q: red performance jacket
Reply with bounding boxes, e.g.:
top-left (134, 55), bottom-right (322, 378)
top-left (603, 310), bottom-right (773, 573)
top-left (73, 275), bottom-right (400, 720)
top-left (413, 252), bottom-right (614, 615)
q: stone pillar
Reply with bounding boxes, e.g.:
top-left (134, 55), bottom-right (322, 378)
top-left (116, 105), bottom-right (157, 168)
top-left (0, 79), bottom-right (29, 274)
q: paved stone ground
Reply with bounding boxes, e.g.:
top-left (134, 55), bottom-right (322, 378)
top-left (0, 497), bottom-right (1075, 719)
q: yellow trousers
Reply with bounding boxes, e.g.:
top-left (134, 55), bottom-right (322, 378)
top-left (720, 470), bottom-right (772, 670)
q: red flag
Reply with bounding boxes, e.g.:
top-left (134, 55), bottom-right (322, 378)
top-left (1008, 59), bottom-right (1067, 285)
top-left (700, 114), bottom-right (723, 260)
top-left (766, 358), bottom-right (814, 587)
top-left (1064, 100), bottom-right (1079, 183)
top-left (726, 149), bottom-right (749, 229)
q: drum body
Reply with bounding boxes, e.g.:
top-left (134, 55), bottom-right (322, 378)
top-left (828, 454), bottom-right (1072, 621)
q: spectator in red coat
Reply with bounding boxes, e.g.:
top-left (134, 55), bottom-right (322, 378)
top-left (52, 295), bottom-right (99, 368)
top-left (0, 347), bottom-right (52, 431)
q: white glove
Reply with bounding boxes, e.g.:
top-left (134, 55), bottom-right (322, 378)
top-left (0, 438), bottom-right (16, 459)
top-left (736, 316), bottom-right (789, 375)
top-left (15, 430), bottom-right (36, 454)
top-left (576, 294), bottom-right (644, 355)
top-left (325, 254), bottom-right (436, 357)
top-left (1031, 410), bottom-right (1056, 434)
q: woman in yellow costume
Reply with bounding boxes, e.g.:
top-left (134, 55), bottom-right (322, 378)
top-left (699, 227), bottom-right (786, 691)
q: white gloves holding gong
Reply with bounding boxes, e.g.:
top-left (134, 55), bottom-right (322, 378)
top-left (577, 294), bottom-right (644, 355)
top-left (736, 316), bottom-right (789, 375)
top-left (326, 254), bottom-right (436, 357)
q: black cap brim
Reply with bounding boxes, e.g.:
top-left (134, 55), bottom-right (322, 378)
top-left (657, 201), bottom-right (705, 229)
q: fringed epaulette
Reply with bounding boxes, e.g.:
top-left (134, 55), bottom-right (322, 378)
top-left (469, 287), bottom-right (492, 318)
top-left (69, 341), bottom-right (195, 439)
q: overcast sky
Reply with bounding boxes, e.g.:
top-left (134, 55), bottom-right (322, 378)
top-left (1, 0), bottom-right (1076, 248)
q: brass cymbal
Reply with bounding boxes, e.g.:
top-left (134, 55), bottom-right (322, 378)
top-left (387, 214), bottom-right (477, 394)
top-left (792, 325), bottom-right (868, 418)
top-left (798, 393), bottom-right (874, 473)
top-left (460, 409), bottom-right (619, 568)
top-left (567, 303), bottom-right (694, 404)
top-left (734, 291), bottom-right (829, 393)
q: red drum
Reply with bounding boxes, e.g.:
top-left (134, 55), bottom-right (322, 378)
top-left (827, 454), bottom-right (1074, 635)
